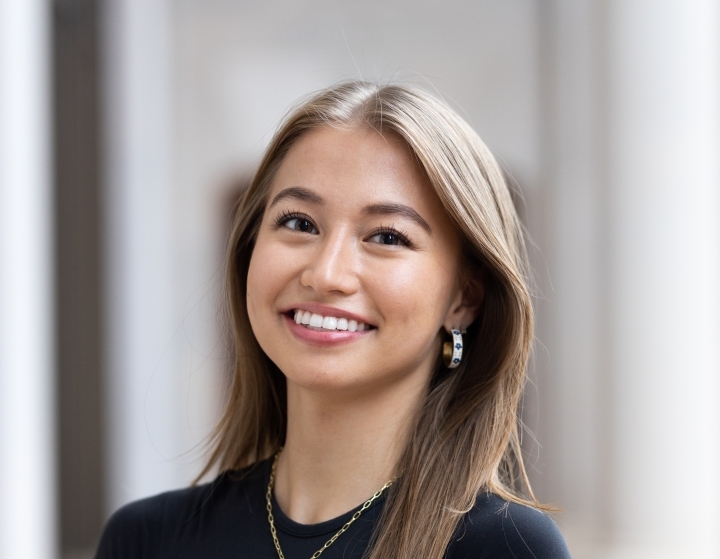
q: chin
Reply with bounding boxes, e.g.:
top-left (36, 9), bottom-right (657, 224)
top-left (284, 368), bottom-right (367, 393)
top-left (285, 359), bottom-right (404, 396)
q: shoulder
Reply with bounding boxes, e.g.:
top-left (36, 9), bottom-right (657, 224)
top-left (94, 465), bottom-right (267, 559)
top-left (448, 493), bottom-right (572, 559)
top-left (94, 483), bottom-right (208, 559)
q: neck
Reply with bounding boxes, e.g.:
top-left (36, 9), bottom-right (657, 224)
top-left (273, 374), bottom-right (427, 524)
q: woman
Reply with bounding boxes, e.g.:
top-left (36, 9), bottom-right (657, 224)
top-left (96, 81), bottom-right (571, 559)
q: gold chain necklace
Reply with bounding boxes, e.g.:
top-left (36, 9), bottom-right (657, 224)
top-left (265, 451), bottom-right (394, 559)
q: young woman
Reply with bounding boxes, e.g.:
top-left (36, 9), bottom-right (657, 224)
top-left (96, 81), bottom-right (572, 559)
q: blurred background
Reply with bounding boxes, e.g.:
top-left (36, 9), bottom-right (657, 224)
top-left (1, 0), bottom-right (719, 557)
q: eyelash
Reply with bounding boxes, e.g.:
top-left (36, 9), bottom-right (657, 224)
top-left (273, 210), bottom-right (414, 248)
top-left (274, 210), bottom-right (313, 229)
top-left (367, 226), bottom-right (413, 248)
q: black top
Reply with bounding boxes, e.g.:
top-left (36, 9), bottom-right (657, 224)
top-left (95, 459), bottom-right (571, 559)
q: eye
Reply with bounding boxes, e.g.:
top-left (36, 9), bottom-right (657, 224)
top-left (275, 211), bottom-right (319, 234)
top-left (367, 227), bottom-right (412, 247)
top-left (285, 217), bottom-right (317, 233)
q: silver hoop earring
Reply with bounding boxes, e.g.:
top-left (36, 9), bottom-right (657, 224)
top-left (443, 329), bottom-right (463, 368)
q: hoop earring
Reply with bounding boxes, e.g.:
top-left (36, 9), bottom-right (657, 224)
top-left (443, 329), bottom-right (463, 368)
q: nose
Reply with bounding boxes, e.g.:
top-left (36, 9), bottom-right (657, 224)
top-left (300, 227), bottom-right (359, 295)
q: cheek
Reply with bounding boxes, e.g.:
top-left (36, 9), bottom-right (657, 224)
top-left (246, 236), bottom-right (283, 325)
top-left (370, 254), bottom-right (456, 331)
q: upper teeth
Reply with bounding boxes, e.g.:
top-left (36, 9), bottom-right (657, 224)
top-left (293, 310), bottom-right (367, 332)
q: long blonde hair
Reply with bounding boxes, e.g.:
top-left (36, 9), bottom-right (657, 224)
top-left (200, 81), bottom-right (538, 559)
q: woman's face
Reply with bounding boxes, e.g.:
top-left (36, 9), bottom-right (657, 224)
top-left (247, 126), bottom-right (474, 395)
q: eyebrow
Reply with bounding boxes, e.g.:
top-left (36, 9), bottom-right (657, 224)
top-left (363, 203), bottom-right (432, 233)
top-left (269, 186), bottom-right (324, 208)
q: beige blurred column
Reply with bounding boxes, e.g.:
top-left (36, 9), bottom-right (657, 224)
top-left (537, 1), bottom-right (720, 557)
top-left (532, 0), bottom-right (604, 547)
top-left (604, 1), bottom-right (720, 557)
top-left (0, 0), bottom-right (56, 557)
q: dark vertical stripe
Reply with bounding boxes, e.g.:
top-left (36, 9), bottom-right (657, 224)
top-left (53, 0), bottom-right (105, 553)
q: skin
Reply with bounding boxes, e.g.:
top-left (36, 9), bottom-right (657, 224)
top-left (246, 126), bottom-right (480, 524)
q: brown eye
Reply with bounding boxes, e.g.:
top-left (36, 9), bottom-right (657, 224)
top-left (367, 227), bottom-right (411, 247)
top-left (283, 217), bottom-right (318, 234)
top-left (373, 232), bottom-right (400, 245)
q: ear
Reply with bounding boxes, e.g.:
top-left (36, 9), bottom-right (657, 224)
top-left (443, 276), bottom-right (484, 333)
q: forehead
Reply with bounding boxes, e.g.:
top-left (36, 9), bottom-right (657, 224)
top-left (268, 126), bottom-right (443, 217)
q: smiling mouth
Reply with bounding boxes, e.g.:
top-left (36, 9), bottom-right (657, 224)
top-left (289, 309), bottom-right (373, 332)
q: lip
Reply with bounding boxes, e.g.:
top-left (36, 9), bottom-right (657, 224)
top-left (279, 302), bottom-right (375, 328)
top-left (283, 314), bottom-right (371, 346)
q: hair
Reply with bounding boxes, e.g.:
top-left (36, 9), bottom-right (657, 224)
top-left (198, 81), bottom-right (539, 559)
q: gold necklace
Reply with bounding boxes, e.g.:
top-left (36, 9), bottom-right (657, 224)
top-left (265, 451), bottom-right (394, 559)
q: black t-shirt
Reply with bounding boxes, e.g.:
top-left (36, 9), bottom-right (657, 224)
top-left (95, 458), bottom-right (571, 559)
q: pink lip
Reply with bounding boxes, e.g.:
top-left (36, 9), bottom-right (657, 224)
top-left (280, 302), bottom-right (374, 327)
top-left (284, 314), bottom-right (370, 346)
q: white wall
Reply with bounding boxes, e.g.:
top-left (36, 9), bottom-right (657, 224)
top-left (0, 0), bottom-right (55, 557)
top-left (605, 1), bottom-right (720, 556)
